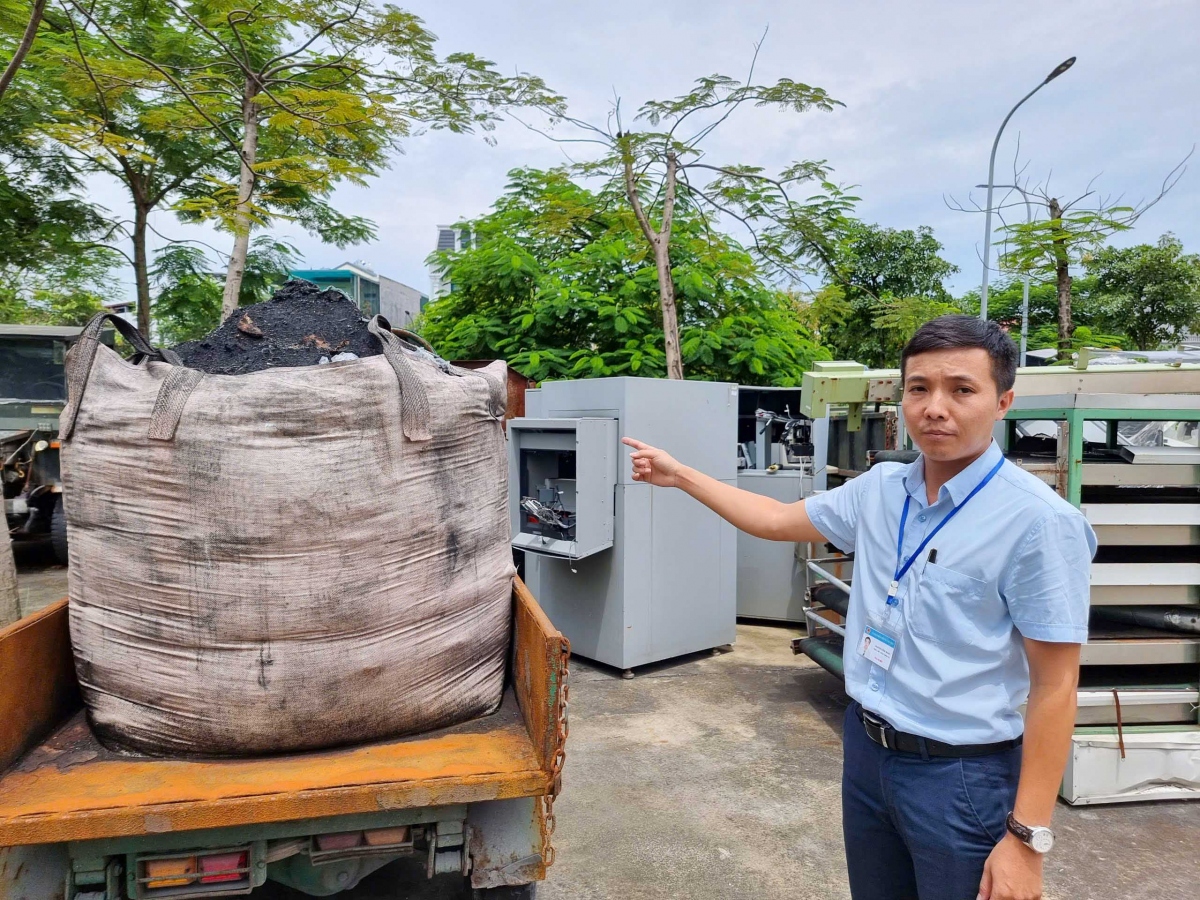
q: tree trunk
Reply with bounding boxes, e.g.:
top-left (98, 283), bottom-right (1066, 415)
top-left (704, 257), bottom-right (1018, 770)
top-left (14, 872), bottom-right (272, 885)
top-left (621, 146), bottom-right (684, 379)
top-left (1048, 197), bottom-right (1072, 358)
top-left (132, 201), bottom-right (153, 336)
top-left (0, 531), bottom-right (20, 627)
top-left (0, 0), bottom-right (46, 105)
top-left (222, 78), bottom-right (261, 319)
top-left (653, 239), bottom-right (684, 380)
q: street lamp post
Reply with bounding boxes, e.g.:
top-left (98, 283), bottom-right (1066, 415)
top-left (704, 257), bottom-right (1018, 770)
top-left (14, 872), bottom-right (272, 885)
top-left (980, 183), bottom-right (1034, 365)
top-left (979, 57), bottom-right (1075, 323)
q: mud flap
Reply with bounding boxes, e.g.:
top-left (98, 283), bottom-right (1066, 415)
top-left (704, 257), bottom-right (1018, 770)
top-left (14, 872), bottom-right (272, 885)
top-left (0, 844), bottom-right (69, 900)
top-left (467, 798), bottom-right (543, 890)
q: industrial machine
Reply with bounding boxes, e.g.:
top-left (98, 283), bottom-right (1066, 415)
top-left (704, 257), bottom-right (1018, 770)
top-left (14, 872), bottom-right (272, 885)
top-left (510, 377), bottom-right (738, 677)
top-left (734, 387), bottom-right (823, 623)
top-left (796, 356), bottom-right (1200, 805)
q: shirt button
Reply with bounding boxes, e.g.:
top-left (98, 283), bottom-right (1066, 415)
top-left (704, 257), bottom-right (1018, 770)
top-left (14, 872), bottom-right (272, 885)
top-left (869, 682), bottom-right (880, 692)
top-left (917, 514), bottom-right (926, 522)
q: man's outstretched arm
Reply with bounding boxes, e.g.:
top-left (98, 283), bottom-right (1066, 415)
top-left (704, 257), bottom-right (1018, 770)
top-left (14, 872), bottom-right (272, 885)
top-left (622, 437), bottom-right (828, 544)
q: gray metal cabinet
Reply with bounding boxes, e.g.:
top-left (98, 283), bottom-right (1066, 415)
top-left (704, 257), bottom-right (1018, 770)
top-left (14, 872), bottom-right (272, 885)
top-left (514, 378), bottom-right (738, 673)
top-left (735, 470), bottom-right (809, 622)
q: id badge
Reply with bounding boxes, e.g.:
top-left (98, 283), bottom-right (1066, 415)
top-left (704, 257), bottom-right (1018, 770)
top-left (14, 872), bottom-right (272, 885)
top-left (858, 624), bottom-right (898, 670)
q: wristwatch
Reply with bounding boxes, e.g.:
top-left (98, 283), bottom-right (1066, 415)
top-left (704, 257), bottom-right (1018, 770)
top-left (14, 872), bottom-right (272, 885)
top-left (1006, 812), bottom-right (1055, 853)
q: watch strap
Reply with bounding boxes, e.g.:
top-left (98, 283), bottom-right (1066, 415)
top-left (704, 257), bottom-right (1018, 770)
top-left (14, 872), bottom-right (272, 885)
top-left (1005, 811), bottom-right (1033, 844)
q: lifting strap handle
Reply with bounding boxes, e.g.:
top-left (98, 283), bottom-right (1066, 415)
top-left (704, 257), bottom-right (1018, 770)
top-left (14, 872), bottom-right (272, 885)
top-left (368, 316), bottom-right (432, 443)
top-left (59, 313), bottom-right (189, 441)
top-left (449, 362), bottom-right (507, 420)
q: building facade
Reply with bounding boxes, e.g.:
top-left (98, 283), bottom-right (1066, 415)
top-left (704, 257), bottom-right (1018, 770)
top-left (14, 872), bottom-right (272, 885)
top-left (290, 262), bottom-right (428, 325)
top-left (428, 226), bottom-right (471, 299)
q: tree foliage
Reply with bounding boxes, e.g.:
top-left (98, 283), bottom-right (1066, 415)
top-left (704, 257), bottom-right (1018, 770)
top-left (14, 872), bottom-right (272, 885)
top-left (5, 1), bottom-right (560, 329)
top-left (418, 168), bottom-right (828, 385)
top-left (1086, 233), bottom-right (1200, 350)
top-left (61, 0), bottom-right (563, 314)
top-left (12, 1), bottom-right (240, 333)
top-left (0, 251), bottom-right (113, 326)
top-left (807, 222), bottom-right (959, 367)
top-left (0, 0), bottom-right (46, 104)
top-left (519, 31), bottom-right (853, 377)
top-left (998, 198), bottom-right (1135, 353)
top-left (0, 1), bottom-right (122, 320)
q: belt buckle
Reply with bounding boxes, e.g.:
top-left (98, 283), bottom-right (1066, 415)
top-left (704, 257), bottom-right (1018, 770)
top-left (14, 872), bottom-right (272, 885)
top-left (861, 710), bottom-right (894, 750)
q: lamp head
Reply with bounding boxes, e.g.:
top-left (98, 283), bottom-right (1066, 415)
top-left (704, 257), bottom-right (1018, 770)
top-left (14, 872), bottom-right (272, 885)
top-left (1045, 57), bottom-right (1076, 83)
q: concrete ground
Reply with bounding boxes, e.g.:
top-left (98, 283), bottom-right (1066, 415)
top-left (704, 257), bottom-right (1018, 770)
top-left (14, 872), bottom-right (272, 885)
top-left (18, 558), bottom-right (1199, 899)
top-left (11, 539), bottom-right (66, 618)
top-left (539, 630), bottom-right (1200, 900)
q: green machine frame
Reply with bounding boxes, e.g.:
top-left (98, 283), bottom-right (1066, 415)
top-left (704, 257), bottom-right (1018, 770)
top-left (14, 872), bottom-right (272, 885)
top-left (1002, 395), bottom-right (1200, 505)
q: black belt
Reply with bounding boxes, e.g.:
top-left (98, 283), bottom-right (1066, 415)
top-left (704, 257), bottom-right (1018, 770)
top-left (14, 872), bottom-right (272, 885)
top-left (856, 706), bottom-right (1023, 758)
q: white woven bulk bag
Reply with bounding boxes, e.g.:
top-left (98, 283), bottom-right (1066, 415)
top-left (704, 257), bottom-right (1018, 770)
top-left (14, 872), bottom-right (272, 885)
top-left (59, 313), bottom-right (514, 756)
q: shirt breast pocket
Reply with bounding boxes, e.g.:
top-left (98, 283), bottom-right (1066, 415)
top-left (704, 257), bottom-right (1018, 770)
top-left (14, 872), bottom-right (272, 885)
top-left (906, 561), bottom-right (999, 646)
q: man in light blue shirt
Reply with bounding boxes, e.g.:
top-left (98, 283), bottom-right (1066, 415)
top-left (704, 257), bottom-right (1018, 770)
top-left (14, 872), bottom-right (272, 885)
top-left (623, 316), bottom-right (1094, 900)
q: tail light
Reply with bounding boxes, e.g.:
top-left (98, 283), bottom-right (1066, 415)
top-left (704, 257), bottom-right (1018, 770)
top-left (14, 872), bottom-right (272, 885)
top-left (136, 848), bottom-right (252, 897)
top-left (199, 853), bottom-right (247, 884)
top-left (364, 826), bottom-right (409, 847)
top-left (144, 858), bottom-right (195, 890)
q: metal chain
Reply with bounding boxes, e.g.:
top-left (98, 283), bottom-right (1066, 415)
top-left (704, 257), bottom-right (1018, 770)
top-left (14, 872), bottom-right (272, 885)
top-left (539, 637), bottom-right (571, 869)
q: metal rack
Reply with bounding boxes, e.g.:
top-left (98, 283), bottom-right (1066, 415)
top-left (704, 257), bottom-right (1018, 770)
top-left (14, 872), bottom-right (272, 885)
top-left (1003, 391), bottom-right (1200, 804)
top-left (797, 358), bottom-right (1200, 804)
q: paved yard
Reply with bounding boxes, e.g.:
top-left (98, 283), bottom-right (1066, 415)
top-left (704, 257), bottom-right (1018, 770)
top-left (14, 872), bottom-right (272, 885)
top-left (12, 539), bottom-right (66, 618)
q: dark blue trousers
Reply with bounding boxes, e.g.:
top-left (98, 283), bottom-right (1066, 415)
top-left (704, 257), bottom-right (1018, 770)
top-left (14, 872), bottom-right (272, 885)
top-left (842, 702), bottom-right (1022, 900)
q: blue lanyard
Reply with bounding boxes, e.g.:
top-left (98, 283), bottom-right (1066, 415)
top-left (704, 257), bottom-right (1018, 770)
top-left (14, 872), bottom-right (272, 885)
top-left (885, 456), bottom-right (1006, 607)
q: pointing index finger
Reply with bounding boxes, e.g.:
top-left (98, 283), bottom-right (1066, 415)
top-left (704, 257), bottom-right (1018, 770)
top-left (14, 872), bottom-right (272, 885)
top-left (621, 437), bottom-right (648, 451)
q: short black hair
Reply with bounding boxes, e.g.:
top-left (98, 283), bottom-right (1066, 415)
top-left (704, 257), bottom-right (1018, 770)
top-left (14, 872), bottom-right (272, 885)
top-left (900, 315), bottom-right (1018, 393)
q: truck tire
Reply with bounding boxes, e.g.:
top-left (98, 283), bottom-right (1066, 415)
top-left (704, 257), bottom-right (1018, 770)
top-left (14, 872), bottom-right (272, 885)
top-left (51, 496), bottom-right (68, 566)
top-left (473, 885), bottom-right (536, 899)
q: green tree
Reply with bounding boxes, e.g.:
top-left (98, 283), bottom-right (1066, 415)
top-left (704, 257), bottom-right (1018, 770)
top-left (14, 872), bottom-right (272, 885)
top-left (518, 32), bottom-right (853, 379)
top-left (1025, 322), bottom-right (1128, 356)
top-left (808, 222), bottom-right (959, 367)
top-left (418, 168), bottom-right (828, 385)
top-left (957, 275), bottom-right (1121, 342)
top-left (1085, 234), bottom-right (1200, 350)
top-left (995, 153), bottom-right (1189, 356)
top-left (1, 2), bottom-right (121, 315)
top-left (18, 2), bottom-right (236, 334)
top-left (65, 1), bottom-right (562, 318)
top-left (998, 196), bottom-right (1134, 356)
top-left (152, 236), bottom-right (297, 344)
top-left (0, 251), bottom-right (113, 326)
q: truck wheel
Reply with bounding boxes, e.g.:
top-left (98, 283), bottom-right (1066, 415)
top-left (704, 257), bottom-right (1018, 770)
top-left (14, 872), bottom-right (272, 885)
top-left (51, 497), bottom-right (68, 565)
top-left (473, 884), bottom-right (536, 899)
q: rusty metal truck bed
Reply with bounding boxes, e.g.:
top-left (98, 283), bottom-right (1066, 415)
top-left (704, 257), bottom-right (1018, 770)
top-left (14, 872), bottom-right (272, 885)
top-left (0, 579), bottom-right (567, 849)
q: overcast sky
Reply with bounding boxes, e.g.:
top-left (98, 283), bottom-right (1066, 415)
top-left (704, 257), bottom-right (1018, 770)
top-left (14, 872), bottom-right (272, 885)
top-left (98, 0), bottom-right (1200, 301)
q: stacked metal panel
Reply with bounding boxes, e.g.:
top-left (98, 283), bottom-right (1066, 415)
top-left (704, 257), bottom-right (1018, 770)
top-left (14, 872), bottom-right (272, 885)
top-left (1002, 391), bottom-right (1200, 804)
top-left (798, 361), bottom-right (1200, 805)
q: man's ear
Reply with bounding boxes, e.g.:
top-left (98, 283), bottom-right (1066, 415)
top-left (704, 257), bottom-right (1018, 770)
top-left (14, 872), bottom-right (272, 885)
top-left (995, 388), bottom-right (1015, 420)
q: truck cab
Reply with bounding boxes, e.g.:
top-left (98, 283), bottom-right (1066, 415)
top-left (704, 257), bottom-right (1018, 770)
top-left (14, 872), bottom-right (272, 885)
top-left (0, 325), bottom-right (112, 563)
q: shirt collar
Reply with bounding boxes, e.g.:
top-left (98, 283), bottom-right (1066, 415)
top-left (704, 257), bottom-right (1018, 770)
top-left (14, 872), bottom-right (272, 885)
top-left (903, 441), bottom-right (1003, 506)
